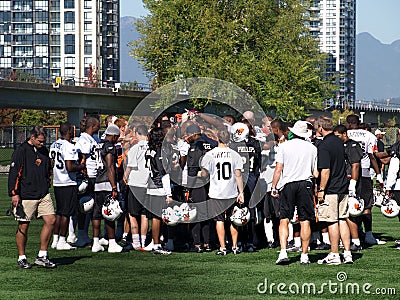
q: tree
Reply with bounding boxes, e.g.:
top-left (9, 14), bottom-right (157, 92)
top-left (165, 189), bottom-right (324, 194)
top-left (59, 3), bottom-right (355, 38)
top-left (130, 0), bottom-right (335, 121)
top-left (331, 109), bottom-right (355, 127)
top-left (15, 110), bottom-right (67, 126)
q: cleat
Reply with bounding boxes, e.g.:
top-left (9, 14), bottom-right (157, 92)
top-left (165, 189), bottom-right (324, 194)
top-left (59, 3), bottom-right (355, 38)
top-left (315, 242), bottom-right (331, 250)
top-left (275, 255), bottom-right (289, 265)
top-left (50, 240), bottom-right (58, 249)
top-left (152, 246), bottom-right (171, 255)
top-left (287, 246), bottom-right (302, 253)
top-left (91, 244), bottom-right (105, 253)
top-left (317, 253), bottom-right (341, 265)
top-left (364, 232), bottom-right (378, 245)
top-left (203, 245), bottom-right (212, 252)
top-left (99, 238), bottom-right (109, 246)
top-left (140, 241), bottom-right (154, 252)
top-left (216, 248), bottom-right (228, 256)
top-left (18, 258), bottom-right (32, 269)
top-left (300, 255), bottom-right (310, 265)
top-left (67, 234), bottom-right (77, 244)
top-left (350, 243), bottom-right (362, 252)
top-left (194, 245), bottom-right (203, 253)
top-left (108, 243), bottom-right (123, 253)
top-left (34, 256), bottom-right (56, 268)
top-left (232, 247), bottom-right (241, 255)
top-left (343, 254), bottom-right (353, 264)
top-left (56, 241), bottom-right (77, 250)
top-left (76, 237), bottom-right (92, 248)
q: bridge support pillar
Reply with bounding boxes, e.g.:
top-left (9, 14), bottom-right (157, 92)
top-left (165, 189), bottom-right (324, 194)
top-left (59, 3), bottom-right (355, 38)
top-left (66, 108), bottom-right (85, 128)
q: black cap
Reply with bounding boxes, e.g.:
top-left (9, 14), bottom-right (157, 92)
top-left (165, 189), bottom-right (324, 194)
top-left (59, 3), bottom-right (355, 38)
top-left (186, 124), bottom-right (201, 135)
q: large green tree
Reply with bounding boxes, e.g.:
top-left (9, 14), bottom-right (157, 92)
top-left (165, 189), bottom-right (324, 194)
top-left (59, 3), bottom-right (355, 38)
top-left (130, 0), bottom-right (335, 121)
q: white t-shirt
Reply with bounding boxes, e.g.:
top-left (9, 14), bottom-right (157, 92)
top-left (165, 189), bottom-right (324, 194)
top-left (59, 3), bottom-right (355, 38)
top-left (75, 132), bottom-right (98, 178)
top-left (201, 146), bottom-right (243, 199)
top-left (347, 129), bottom-right (377, 177)
top-left (127, 140), bottom-right (149, 188)
top-left (275, 138), bottom-right (317, 189)
top-left (49, 139), bottom-right (78, 186)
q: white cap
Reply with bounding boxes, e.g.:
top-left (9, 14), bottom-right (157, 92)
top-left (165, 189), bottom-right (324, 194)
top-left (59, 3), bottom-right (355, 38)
top-left (374, 129), bottom-right (386, 135)
top-left (104, 124), bottom-right (120, 136)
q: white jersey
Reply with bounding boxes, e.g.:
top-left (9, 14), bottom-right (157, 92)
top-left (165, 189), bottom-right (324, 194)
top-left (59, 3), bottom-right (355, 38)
top-left (127, 140), bottom-right (149, 188)
top-left (201, 146), bottom-right (243, 199)
top-left (75, 132), bottom-right (98, 178)
top-left (347, 129), bottom-right (377, 177)
top-left (49, 139), bottom-right (78, 186)
top-left (275, 138), bottom-right (317, 189)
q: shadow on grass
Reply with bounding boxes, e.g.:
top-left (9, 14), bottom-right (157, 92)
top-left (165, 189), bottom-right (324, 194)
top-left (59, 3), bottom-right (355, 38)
top-left (52, 255), bottom-right (92, 266)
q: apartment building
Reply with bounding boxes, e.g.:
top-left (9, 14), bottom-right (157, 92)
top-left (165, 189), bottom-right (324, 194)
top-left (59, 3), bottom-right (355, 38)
top-left (0, 0), bottom-right (119, 86)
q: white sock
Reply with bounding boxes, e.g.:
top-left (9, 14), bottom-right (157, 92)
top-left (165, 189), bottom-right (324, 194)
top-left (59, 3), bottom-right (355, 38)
top-left (280, 249), bottom-right (287, 257)
top-left (322, 232), bottom-right (330, 244)
top-left (38, 250), bottom-right (47, 257)
top-left (288, 223), bottom-right (293, 241)
top-left (93, 237), bottom-right (100, 246)
top-left (301, 253), bottom-right (308, 259)
top-left (264, 219), bottom-right (274, 242)
top-left (352, 238), bottom-right (360, 246)
top-left (59, 236), bottom-right (66, 244)
top-left (132, 234), bottom-right (140, 244)
top-left (141, 236), bottom-right (146, 247)
top-left (122, 232), bottom-right (128, 238)
top-left (294, 237), bottom-right (301, 248)
top-left (18, 255), bottom-right (26, 261)
top-left (344, 250), bottom-right (351, 256)
top-left (68, 218), bottom-right (75, 235)
top-left (154, 243), bottom-right (161, 249)
top-left (53, 234), bottom-right (59, 242)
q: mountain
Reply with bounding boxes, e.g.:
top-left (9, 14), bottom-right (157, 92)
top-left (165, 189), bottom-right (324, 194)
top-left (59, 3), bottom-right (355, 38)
top-left (120, 16), bottom-right (148, 83)
top-left (356, 32), bottom-right (400, 101)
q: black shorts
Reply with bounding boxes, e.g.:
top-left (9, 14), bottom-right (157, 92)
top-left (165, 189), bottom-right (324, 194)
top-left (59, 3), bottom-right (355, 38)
top-left (209, 198), bottom-right (237, 222)
top-left (358, 177), bottom-right (373, 209)
top-left (54, 185), bottom-right (78, 217)
top-left (279, 180), bottom-right (315, 222)
top-left (144, 194), bottom-right (164, 220)
top-left (93, 191), bottom-right (110, 220)
top-left (264, 192), bottom-right (280, 220)
top-left (127, 186), bottom-right (148, 216)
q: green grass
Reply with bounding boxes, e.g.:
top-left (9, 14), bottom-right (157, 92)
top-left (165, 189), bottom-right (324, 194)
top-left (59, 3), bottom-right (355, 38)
top-left (0, 173), bottom-right (399, 299)
top-left (0, 148), bottom-right (13, 166)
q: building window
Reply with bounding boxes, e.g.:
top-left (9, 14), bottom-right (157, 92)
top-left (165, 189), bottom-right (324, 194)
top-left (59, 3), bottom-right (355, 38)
top-left (64, 0), bottom-right (74, 9)
top-left (34, 0), bottom-right (49, 11)
top-left (34, 11), bottom-right (48, 22)
top-left (0, 1), bottom-right (11, 11)
top-left (64, 11), bottom-right (74, 23)
top-left (35, 45), bottom-right (48, 56)
top-left (35, 34), bottom-right (49, 44)
top-left (64, 68), bottom-right (74, 77)
top-left (84, 34), bottom-right (92, 55)
top-left (84, 0), bottom-right (91, 9)
top-left (64, 23), bottom-right (75, 31)
top-left (84, 22), bottom-right (92, 32)
top-left (64, 34), bottom-right (75, 54)
top-left (35, 23), bottom-right (48, 34)
top-left (64, 57), bottom-right (75, 68)
top-left (84, 12), bottom-right (91, 21)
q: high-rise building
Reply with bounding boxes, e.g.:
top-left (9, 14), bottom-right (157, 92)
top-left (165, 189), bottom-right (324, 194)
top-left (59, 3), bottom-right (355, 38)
top-left (308, 0), bottom-right (356, 106)
top-left (0, 0), bottom-right (119, 86)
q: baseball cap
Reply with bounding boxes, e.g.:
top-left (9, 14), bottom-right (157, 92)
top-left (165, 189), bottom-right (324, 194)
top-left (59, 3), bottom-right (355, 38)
top-left (186, 124), bottom-right (201, 135)
top-left (374, 129), bottom-right (386, 135)
top-left (104, 124), bottom-right (120, 136)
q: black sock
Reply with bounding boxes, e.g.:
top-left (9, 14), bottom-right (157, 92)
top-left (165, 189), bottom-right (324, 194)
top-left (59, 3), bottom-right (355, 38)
top-left (362, 214), bottom-right (373, 232)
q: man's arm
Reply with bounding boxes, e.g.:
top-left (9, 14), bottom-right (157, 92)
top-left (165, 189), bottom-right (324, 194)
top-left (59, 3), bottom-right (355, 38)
top-left (318, 168), bottom-right (330, 202)
top-left (234, 169), bottom-right (244, 204)
top-left (271, 162), bottom-right (283, 198)
top-left (105, 153), bottom-right (118, 198)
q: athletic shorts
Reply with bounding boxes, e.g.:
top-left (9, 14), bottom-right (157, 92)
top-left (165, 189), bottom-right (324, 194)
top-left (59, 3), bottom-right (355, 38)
top-left (358, 177), bottom-right (373, 209)
top-left (144, 194), bottom-right (165, 220)
top-left (54, 185), bottom-right (78, 217)
top-left (317, 194), bottom-right (349, 222)
top-left (127, 186), bottom-right (148, 216)
top-left (279, 180), bottom-right (315, 222)
top-left (93, 191), bottom-right (110, 220)
top-left (16, 193), bottom-right (55, 222)
top-left (264, 192), bottom-right (280, 220)
top-left (208, 198), bottom-right (237, 222)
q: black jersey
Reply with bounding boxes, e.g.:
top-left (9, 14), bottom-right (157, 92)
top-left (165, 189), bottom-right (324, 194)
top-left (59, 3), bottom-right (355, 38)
top-left (94, 140), bottom-right (118, 184)
top-left (343, 138), bottom-right (363, 179)
top-left (146, 146), bottom-right (172, 189)
top-left (229, 137), bottom-right (261, 177)
top-left (186, 137), bottom-right (214, 188)
top-left (8, 140), bottom-right (51, 199)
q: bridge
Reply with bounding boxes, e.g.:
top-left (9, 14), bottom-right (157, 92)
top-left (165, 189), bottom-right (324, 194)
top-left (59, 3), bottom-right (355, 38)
top-left (1, 79), bottom-right (400, 126)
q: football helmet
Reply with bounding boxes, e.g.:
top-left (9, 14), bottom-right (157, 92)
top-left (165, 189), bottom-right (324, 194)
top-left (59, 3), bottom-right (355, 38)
top-left (79, 194), bottom-right (94, 213)
top-left (102, 195), bottom-right (123, 221)
top-left (162, 207), bottom-right (180, 226)
top-left (348, 196), bottom-right (364, 217)
top-left (230, 206), bottom-right (250, 226)
top-left (231, 122), bottom-right (249, 142)
top-left (373, 188), bottom-right (384, 207)
top-left (381, 197), bottom-right (400, 218)
top-left (76, 174), bottom-right (89, 194)
top-left (179, 203), bottom-right (197, 223)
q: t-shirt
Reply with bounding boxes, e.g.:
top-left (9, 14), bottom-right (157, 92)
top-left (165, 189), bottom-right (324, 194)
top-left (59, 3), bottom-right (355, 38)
top-left (49, 138), bottom-right (78, 186)
top-left (347, 129), bottom-right (378, 177)
top-left (343, 139), bottom-right (363, 179)
top-left (275, 138), bottom-right (317, 188)
top-left (186, 136), bottom-right (214, 188)
top-left (201, 147), bottom-right (243, 199)
top-left (75, 132), bottom-right (98, 178)
top-left (94, 140), bottom-right (117, 191)
top-left (127, 140), bottom-right (149, 188)
top-left (317, 133), bottom-right (348, 194)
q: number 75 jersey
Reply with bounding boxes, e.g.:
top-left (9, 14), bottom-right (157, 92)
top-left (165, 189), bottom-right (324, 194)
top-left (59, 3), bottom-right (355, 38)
top-left (201, 147), bottom-right (243, 199)
top-left (49, 139), bottom-right (79, 186)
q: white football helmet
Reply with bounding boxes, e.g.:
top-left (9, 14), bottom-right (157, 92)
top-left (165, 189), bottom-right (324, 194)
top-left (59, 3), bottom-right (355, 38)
top-left (179, 203), bottom-right (197, 223)
top-left (348, 196), bottom-right (364, 217)
top-left (231, 122), bottom-right (249, 142)
top-left (79, 194), bottom-right (94, 213)
top-left (78, 178), bottom-right (89, 194)
top-left (291, 206), bottom-right (299, 224)
top-left (162, 207), bottom-right (180, 226)
top-left (230, 206), bottom-right (250, 226)
top-left (102, 195), bottom-right (123, 221)
top-left (381, 197), bottom-right (400, 218)
top-left (373, 188), bottom-right (384, 207)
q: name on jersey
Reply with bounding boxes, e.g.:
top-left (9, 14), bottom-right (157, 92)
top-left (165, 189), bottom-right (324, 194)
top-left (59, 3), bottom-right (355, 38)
top-left (237, 146), bottom-right (255, 153)
top-left (212, 151), bottom-right (231, 158)
top-left (52, 142), bottom-right (62, 149)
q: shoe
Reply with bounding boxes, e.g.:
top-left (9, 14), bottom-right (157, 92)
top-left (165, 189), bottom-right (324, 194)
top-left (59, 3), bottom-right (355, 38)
top-left (67, 234), bottom-right (77, 244)
top-left (122, 244), bottom-right (133, 252)
top-left (396, 246), bottom-right (400, 250)
top-left (18, 258), bottom-right (32, 269)
top-left (275, 254), bottom-right (289, 265)
top-left (76, 237), bottom-right (92, 248)
top-left (34, 256), bottom-right (56, 268)
top-left (395, 239), bottom-right (400, 245)
top-left (287, 246), bottom-right (301, 253)
top-left (140, 241), bottom-right (154, 252)
top-left (165, 240), bottom-right (175, 252)
top-left (309, 242), bottom-right (319, 250)
top-left (56, 241), bottom-right (77, 250)
top-left (132, 242), bottom-right (142, 250)
top-left (364, 232), bottom-right (378, 245)
top-left (216, 248), bottom-right (228, 256)
top-left (350, 243), bottom-right (362, 252)
top-left (317, 253), bottom-right (341, 265)
top-left (376, 239), bottom-right (386, 245)
top-left (194, 245), bottom-right (203, 253)
top-left (203, 244), bottom-right (212, 252)
top-left (315, 242), bottom-right (331, 250)
top-left (99, 238), bottom-right (109, 246)
top-left (108, 243), bottom-right (123, 253)
top-left (232, 247), bottom-right (241, 255)
top-left (50, 240), bottom-right (58, 249)
top-left (267, 241), bottom-right (280, 249)
top-left (152, 246), bottom-right (171, 255)
top-left (246, 244), bottom-right (255, 252)
top-left (343, 253), bottom-right (353, 264)
top-left (300, 255), bottom-right (310, 265)
top-left (91, 244), bottom-right (105, 253)
top-left (120, 236), bottom-right (128, 246)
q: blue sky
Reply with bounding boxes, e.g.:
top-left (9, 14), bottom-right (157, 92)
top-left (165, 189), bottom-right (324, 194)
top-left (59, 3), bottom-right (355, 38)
top-left (122, 0), bottom-right (400, 44)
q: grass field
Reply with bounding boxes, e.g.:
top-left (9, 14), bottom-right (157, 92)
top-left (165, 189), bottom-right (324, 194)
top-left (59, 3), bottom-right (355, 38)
top-left (0, 173), bottom-right (399, 299)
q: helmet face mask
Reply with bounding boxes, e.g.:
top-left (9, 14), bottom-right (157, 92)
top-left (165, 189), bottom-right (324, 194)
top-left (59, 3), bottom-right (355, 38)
top-left (231, 122), bottom-right (249, 142)
top-left (348, 196), bottom-right (364, 217)
top-left (101, 195), bottom-right (123, 221)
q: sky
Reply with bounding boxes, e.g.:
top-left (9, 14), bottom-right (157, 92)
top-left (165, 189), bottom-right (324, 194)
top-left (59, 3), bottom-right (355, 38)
top-left (122, 0), bottom-right (400, 44)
